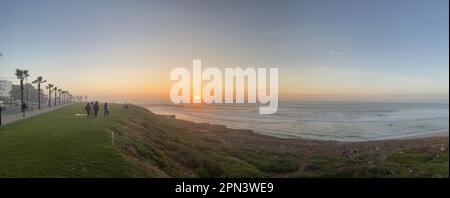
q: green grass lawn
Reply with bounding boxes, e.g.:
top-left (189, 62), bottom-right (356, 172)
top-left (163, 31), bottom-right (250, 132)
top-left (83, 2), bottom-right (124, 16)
top-left (0, 103), bottom-right (157, 177)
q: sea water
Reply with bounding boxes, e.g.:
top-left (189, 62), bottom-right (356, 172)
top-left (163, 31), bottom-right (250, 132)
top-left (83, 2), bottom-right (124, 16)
top-left (143, 101), bottom-right (449, 141)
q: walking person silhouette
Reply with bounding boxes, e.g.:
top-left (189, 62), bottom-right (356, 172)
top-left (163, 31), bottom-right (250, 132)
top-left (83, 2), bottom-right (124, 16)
top-left (84, 102), bottom-right (91, 118)
top-left (94, 101), bottom-right (99, 117)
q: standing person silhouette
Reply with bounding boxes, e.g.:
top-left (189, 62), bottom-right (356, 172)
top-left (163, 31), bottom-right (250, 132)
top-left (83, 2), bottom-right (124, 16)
top-left (94, 101), bottom-right (99, 117)
top-left (104, 102), bottom-right (109, 116)
top-left (21, 102), bottom-right (27, 117)
top-left (84, 103), bottom-right (91, 118)
top-left (0, 103), bottom-right (4, 126)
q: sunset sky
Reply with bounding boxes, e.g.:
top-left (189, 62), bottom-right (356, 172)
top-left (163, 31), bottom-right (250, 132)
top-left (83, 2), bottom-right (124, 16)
top-left (0, 0), bottom-right (448, 103)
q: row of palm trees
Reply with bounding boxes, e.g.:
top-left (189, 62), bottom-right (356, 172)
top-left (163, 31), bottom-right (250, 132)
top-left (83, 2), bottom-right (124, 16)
top-left (44, 83), bottom-right (72, 107)
top-left (15, 69), bottom-right (74, 116)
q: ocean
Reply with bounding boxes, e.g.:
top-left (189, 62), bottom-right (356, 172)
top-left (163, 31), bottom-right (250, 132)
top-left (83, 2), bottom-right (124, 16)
top-left (143, 101), bottom-right (449, 141)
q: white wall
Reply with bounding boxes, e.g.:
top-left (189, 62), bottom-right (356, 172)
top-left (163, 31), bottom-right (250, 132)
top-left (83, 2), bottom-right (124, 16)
top-left (0, 80), bottom-right (12, 97)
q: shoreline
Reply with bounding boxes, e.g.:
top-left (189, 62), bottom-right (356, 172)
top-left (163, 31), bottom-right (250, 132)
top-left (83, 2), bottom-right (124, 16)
top-left (146, 106), bottom-right (448, 177)
top-left (388, 130), bottom-right (449, 140)
top-left (92, 104), bottom-right (448, 177)
top-left (154, 112), bottom-right (449, 143)
top-left (340, 130), bottom-right (449, 143)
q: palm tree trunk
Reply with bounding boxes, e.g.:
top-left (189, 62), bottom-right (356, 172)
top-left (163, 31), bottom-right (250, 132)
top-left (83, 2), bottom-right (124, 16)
top-left (26, 84), bottom-right (29, 110)
top-left (20, 79), bottom-right (24, 114)
top-left (38, 84), bottom-right (41, 109)
top-left (48, 89), bottom-right (51, 107)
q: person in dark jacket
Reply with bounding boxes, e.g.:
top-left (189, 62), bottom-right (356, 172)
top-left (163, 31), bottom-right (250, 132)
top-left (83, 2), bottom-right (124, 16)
top-left (93, 101), bottom-right (99, 117)
top-left (85, 103), bottom-right (91, 118)
top-left (21, 102), bottom-right (27, 117)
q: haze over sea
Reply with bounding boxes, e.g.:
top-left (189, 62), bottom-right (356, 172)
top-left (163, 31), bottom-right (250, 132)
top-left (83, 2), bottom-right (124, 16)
top-left (143, 101), bottom-right (449, 141)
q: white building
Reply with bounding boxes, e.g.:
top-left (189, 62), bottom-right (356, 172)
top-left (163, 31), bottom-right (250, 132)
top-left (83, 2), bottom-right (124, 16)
top-left (0, 80), bottom-right (12, 97)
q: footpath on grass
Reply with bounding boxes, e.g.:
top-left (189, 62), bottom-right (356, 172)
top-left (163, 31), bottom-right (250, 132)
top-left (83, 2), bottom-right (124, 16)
top-left (1, 104), bottom-right (71, 126)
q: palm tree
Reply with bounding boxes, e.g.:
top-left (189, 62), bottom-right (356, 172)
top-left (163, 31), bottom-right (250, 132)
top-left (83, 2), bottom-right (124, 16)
top-left (32, 76), bottom-right (46, 110)
top-left (46, 84), bottom-right (54, 107)
top-left (23, 70), bottom-right (30, 109)
top-left (57, 88), bottom-right (62, 105)
top-left (53, 86), bottom-right (58, 106)
top-left (15, 69), bottom-right (27, 116)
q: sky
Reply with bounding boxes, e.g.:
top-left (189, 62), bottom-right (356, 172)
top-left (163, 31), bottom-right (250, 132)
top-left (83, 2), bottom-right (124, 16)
top-left (0, 0), bottom-right (448, 103)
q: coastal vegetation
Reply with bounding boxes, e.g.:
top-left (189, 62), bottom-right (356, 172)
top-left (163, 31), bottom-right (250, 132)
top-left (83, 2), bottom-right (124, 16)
top-left (0, 103), bottom-right (447, 178)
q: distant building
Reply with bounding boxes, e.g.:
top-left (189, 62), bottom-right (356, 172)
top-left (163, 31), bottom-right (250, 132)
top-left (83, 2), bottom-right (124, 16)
top-left (0, 80), bottom-right (12, 98)
top-left (11, 83), bottom-right (47, 104)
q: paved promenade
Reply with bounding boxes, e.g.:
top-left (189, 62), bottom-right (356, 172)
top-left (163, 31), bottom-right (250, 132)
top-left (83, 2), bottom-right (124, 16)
top-left (1, 104), bottom-right (71, 126)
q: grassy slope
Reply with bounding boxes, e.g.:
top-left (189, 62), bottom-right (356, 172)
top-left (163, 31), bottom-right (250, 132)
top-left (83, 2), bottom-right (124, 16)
top-left (0, 103), bottom-right (160, 177)
top-left (0, 103), bottom-right (448, 177)
top-left (298, 150), bottom-right (449, 178)
top-left (113, 105), bottom-right (449, 178)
